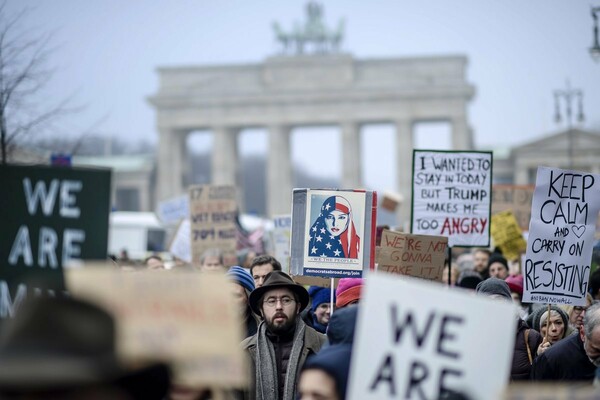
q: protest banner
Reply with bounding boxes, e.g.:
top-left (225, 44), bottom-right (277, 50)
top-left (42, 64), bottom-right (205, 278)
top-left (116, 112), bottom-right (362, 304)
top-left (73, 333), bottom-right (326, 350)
top-left (348, 273), bottom-right (516, 400)
top-left (492, 184), bottom-right (535, 231)
top-left (157, 194), bottom-right (189, 225)
top-left (189, 184), bottom-right (238, 266)
top-left (290, 189), bottom-right (377, 278)
top-left (272, 215), bottom-right (292, 273)
top-left (376, 230), bottom-right (447, 281)
top-left (411, 150), bottom-right (492, 247)
top-left (523, 167), bottom-right (600, 306)
top-left (66, 267), bottom-right (246, 387)
top-left (491, 210), bottom-right (527, 261)
top-left (0, 165), bottom-right (110, 319)
top-left (169, 219), bottom-right (192, 263)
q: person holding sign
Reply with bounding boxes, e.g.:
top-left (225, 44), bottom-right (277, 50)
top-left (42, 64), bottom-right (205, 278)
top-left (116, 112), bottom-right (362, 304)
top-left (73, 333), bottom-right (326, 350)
top-left (241, 271), bottom-right (327, 400)
top-left (531, 303), bottom-right (600, 381)
top-left (530, 306), bottom-right (570, 355)
top-left (308, 196), bottom-right (360, 259)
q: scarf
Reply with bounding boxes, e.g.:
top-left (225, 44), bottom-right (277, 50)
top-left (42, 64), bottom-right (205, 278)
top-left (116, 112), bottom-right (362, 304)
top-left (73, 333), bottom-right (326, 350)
top-left (255, 318), bottom-right (306, 400)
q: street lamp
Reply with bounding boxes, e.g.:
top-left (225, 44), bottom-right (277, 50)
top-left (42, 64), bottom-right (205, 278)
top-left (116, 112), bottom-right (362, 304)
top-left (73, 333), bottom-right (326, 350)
top-left (591, 6), bottom-right (600, 62)
top-left (553, 81), bottom-right (584, 169)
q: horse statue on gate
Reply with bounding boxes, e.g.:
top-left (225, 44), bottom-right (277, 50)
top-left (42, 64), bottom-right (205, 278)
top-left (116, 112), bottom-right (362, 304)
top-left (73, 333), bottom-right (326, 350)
top-left (271, 2), bottom-right (345, 55)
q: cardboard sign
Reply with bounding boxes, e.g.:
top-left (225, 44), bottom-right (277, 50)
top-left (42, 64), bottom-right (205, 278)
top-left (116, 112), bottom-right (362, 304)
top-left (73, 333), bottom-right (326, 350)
top-left (411, 150), bottom-right (492, 247)
top-left (348, 273), bottom-right (516, 400)
top-left (290, 189), bottom-right (377, 278)
top-left (189, 185), bottom-right (238, 266)
top-left (0, 165), bottom-right (110, 318)
top-left (272, 215), bottom-right (292, 273)
top-left (66, 267), bottom-right (246, 387)
top-left (376, 230), bottom-right (447, 281)
top-left (523, 167), bottom-right (600, 306)
top-left (491, 211), bottom-right (527, 261)
top-left (157, 195), bottom-right (189, 225)
top-left (169, 219), bottom-right (192, 263)
top-left (492, 185), bottom-right (535, 231)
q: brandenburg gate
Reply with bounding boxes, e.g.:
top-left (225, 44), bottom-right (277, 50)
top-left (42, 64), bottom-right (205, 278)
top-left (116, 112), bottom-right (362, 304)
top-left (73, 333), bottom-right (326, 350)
top-left (148, 5), bottom-right (474, 224)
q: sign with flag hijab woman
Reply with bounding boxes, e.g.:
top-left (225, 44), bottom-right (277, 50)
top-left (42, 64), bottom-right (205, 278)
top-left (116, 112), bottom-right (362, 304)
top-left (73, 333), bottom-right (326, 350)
top-left (290, 189), bottom-right (377, 279)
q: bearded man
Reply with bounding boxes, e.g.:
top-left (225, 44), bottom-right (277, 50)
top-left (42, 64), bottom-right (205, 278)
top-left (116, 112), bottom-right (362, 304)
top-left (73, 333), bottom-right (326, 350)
top-left (240, 271), bottom-right (326, 400)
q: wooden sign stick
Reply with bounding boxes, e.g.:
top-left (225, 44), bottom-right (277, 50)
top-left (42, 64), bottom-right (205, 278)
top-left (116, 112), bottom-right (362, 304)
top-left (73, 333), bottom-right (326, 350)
top-left (544, 303), bottom-right (551, 343)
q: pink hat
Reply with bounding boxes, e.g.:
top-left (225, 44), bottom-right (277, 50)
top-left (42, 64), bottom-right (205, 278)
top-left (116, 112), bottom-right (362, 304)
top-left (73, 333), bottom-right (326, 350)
top-left (505, 274), bottom-right (523, 296)
top-left (336, 278), bottom-right (364, 308)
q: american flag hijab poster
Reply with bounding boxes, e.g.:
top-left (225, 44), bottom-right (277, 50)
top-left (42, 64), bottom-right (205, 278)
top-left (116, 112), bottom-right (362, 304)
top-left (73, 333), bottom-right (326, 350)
top-left (290, 189), bottom-right (377, 278)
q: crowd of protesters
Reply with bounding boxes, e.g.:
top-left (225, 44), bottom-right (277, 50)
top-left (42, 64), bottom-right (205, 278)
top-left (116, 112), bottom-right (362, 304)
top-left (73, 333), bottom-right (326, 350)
top-left (2, 243), bottom-right (600, 400)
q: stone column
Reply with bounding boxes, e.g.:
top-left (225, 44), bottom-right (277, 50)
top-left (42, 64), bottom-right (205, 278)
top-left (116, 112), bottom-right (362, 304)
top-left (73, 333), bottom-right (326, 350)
top-left (451, 116), bottom-right (472, 150)
top-left (211, 126), bottom-right (238, 185)
top-left (268, 125), bottom-right (292, 217)
top-left (396, 119), bottom-right (413, 229)
top-left (157, 128), bottom-right (185, 201)
top-left (341, 121), bottom-right (361, 188)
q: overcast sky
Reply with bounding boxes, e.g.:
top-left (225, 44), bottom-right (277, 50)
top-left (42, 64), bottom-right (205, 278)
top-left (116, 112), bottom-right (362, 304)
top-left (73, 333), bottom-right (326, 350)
top-left (7, 0), bottom-right (600, 193)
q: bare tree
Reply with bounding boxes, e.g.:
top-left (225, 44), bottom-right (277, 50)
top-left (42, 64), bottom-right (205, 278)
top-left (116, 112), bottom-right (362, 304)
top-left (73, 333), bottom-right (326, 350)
top-left (0, 3), bottom-right (71, 164)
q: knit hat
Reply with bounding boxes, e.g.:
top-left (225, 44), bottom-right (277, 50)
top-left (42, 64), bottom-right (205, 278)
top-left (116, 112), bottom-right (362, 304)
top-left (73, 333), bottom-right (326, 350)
top-left (335, 278), bottom-right (363, 308)
top-left (456, 270), bottom-right (483, 290)
top-left (227, 266), bottom-right (255, 293)
top-left (475, 277), bottom-right (512, 300)
top-left (308, 286), bottom-right (333, 313)
top-left (531, 305), bottom-right (569, 333)
top-left (302, 344), bottom-right (352, 400)
top-left (488, 254), bottom-right (509, 271)
top-left (505, 274), bottom-right (524, 296)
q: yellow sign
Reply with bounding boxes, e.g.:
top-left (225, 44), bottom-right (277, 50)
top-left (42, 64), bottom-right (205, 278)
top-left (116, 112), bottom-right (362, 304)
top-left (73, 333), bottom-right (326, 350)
top-left (491, 210), bottom-right (527, 261)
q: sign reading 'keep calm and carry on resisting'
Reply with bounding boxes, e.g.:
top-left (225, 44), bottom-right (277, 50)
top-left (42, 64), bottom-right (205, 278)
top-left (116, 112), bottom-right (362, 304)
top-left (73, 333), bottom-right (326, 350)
top-left (523, 167), bottom-right (600, 306)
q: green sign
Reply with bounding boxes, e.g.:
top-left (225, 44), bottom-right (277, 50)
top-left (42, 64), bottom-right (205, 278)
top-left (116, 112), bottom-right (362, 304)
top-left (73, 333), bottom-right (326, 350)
top-left (0, 165), bottom-right (111, 317)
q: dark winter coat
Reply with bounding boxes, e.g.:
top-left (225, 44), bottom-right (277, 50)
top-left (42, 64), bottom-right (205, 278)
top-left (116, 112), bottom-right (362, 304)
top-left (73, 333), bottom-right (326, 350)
top-left (511, 319), bottom-right (542, 380)
top-left (239, 320), bottom-right (326, 400)
top-left (530, 332), bottom-right (596, 382)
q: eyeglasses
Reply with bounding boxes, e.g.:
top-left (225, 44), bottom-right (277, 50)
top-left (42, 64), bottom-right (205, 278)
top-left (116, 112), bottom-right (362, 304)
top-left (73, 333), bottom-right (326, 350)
top-left (573, 306), bottom-right (588, 314)
top-left (263, 296), bottom-right (296, 307)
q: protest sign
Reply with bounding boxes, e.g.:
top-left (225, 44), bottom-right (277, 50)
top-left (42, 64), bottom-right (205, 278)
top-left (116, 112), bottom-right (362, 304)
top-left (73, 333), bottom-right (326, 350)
top-left (66, 267), bottom-right (246, 387)
top-left (411, 150), bottom-right (492, 247)
top-left (348, 273), bottom-right (516, 400)
top-left (157, 194), bottom-right (189, 225)
top-left (491, 210), bottom-right (527, 261)
top-left (523, 167), bottom-right (600, 306)
top-left (169, 219), bottom-right (192, 263)
top-left (272, 215), bottom-right (292, 273)
top-left (0, 165), bottom-right (110, 318)
top-left (492, 185), bottom-right (535, 231)
top-left (376, 230), bottom-right (447, 281)
top-left (189, 184), bottom-right (238, 266)
top-left (290, 189), bottom-right (377, 278)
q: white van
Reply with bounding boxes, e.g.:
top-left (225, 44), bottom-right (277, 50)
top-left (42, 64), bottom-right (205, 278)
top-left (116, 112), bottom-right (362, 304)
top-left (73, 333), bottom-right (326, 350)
top-left (108, 212), bottom-right (166, 260)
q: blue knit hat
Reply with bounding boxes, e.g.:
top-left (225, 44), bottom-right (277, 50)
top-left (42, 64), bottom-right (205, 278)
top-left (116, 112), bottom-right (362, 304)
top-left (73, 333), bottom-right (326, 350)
top-left (302, 344), bottom-right (352, 399)
top-left (308, 286), bottom-right (333, 312)
top-left (227, 266), bottom-right (255, 293)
